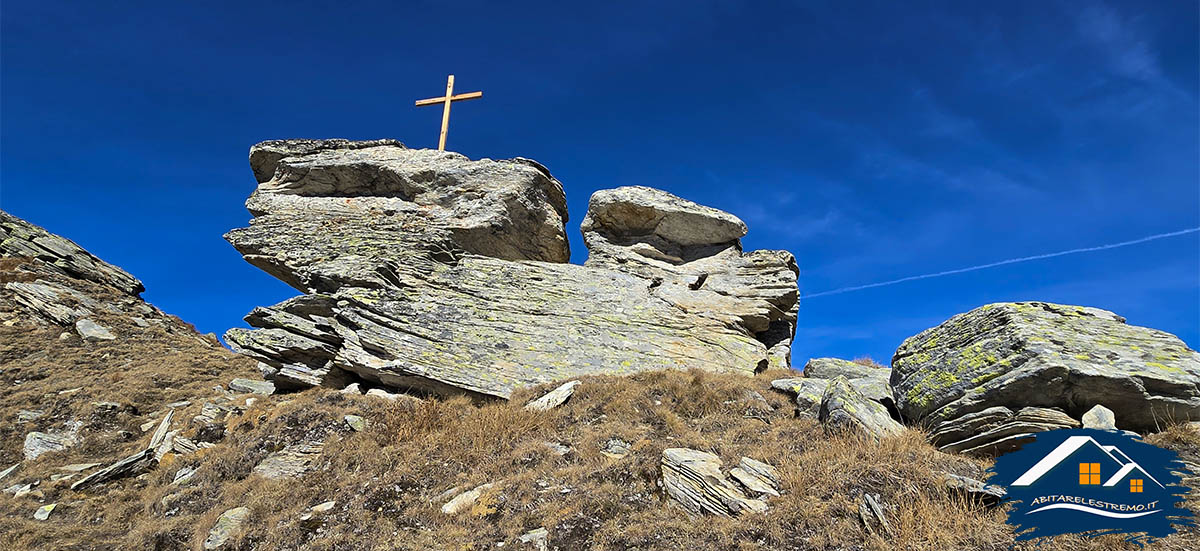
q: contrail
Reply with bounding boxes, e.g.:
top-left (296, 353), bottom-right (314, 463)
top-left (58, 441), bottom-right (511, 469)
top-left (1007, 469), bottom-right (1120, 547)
top-left (803, 226), bottom-right (1200, 299)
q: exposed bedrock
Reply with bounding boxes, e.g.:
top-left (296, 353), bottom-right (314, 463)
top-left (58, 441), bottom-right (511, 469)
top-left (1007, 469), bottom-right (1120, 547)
top-left (225, 140), bottom-right (799, 398)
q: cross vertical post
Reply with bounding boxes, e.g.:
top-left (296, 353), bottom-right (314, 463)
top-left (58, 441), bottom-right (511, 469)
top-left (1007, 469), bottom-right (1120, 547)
top-left (438, 75), bottom-right (454, 151)
top-left (415, 75), bottom-right (483, 151)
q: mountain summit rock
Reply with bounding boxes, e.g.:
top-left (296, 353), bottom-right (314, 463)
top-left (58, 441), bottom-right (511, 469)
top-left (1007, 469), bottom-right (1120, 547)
top-left (224, 139), bottom-right (799, 398)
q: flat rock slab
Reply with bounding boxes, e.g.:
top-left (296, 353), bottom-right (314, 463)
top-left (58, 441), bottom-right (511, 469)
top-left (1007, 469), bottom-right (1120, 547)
top-left (524, 380), bottom-right (579, 411)
top-left (204, 506), bottom-right (250, 550)
top-left (252, 443), bottom-right (322, 479)
top-left (229, 378), bottom-right (275, 395)
top-left (75, 318), bottom-right (116, 341)
top-left (892, 302), bottom-right (1200, 432)
top-left (930, 406), bottom-right (1079, 456)
top-left (660, 448), bottom-right (769, 516)
top-left (24, 431), bottom-right (77, 460)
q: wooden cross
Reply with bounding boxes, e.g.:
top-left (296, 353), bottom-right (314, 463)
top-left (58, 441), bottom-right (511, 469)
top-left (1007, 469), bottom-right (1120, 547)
top-left (414, 75), bottom-right (483, 151)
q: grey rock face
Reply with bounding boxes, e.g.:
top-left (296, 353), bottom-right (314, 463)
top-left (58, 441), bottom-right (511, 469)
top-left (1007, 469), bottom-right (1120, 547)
top-left (581, 186), bottom-right (798, 369)
top-left (771, 378), bottom-right (828, 415)
top-left (891, 302), bottom-right (1200, 433)
top-left (225, 140), bottom-right (798, 399)
top-left (1, 210), bottom-right (143, 296)
top-left (660, 448), bottom-right (770, 516)
top-left (229, 378), bottom-right (275, 395)
top-left (819, 377), bottom-right (903, 439)
top-left (252, 443), bottom-right (323, 479)
top-left (929, 406), bottom-right (1078, 456)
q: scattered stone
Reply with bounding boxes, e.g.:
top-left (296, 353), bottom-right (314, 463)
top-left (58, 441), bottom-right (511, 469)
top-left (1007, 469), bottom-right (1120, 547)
top-left (344, 415), bottom-right (367, 432)
top-left (891, 302), bottom-right (1200, 433)
top-left (299, 500), bottom-right (337, 529)
top-left (661, 448), bottom-right (768, 516)
top-left (75, 318), bottom-right (116, 341)
top-left (600, 438), bottom-right (631, 460)
top-left (0, 463), bottom-right (18, 482)
top-left (166, 400), bottom-right (191, 409)
top-left (33, 503), bottom-right (56, 521)
top-left (1081, 404), bottom-right (1117, 431)
top-left (858, 494), bottom-right (892, 536)
top-left (58, 463), bottom-right (101, 472)
top-left (940, 472), bottom-right (1006, 507)
top-left (24, 431), bottom-right (78, 460)
top-left (543, 442), bottom-right (571, 456)
top-left (130, 316), bottom-right (151, 327)
top-left (172, 465), bottom-right (198, 486)
top-left (930, 406), bottom-right (1079, 456)
top-left (524, 381), bottom-right (579, 411)
top-left (818, 377), bottom-right (903, 439)
top-left (253, 443), bottom-right (323, 479)
top-left (229, 378), bottom-right (275, 395)
top-left (71, 411), bottom-right (174, 491)
top-left (519, 527), bottom-right (549, 551)
top-left (441, 483), bottom-right (496, 515)
top-left (728, 457), bottom-right (782, 497)
top-left (204, 506), bottom-right (250, 550)
top-left (17, 409), bottom-right (44, 422)
top-left (340, 383), bottom-right (362, 395)
top-left (58, 387), bottom-right (82, 395)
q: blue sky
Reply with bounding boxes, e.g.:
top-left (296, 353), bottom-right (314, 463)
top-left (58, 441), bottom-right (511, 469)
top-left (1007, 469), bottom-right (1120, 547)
top-left (2, 1), bottom-right (1197, 365)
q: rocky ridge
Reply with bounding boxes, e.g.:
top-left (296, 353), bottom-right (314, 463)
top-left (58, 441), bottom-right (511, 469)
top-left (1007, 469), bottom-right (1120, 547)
top-left (223, 139), bottom-right (798, 399)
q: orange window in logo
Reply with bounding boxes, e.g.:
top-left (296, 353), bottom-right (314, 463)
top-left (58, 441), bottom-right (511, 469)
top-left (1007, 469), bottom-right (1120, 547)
top-left (1131, 479), bottom-right (1144, 493)
top-left (1079, 463), bottom-right (1101, 485)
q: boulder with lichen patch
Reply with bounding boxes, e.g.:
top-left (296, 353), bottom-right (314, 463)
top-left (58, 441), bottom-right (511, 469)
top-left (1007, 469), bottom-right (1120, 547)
top-left (819, 376), bottom-right (903, 439)
top-left (224, 140), bottom-right (798, 399)
top-left (891, 302), bottom-right (1200, 433)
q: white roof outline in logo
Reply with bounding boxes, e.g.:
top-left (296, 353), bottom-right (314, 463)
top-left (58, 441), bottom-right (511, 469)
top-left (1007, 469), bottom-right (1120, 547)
top-left (1011, 435), bottom-right (1163, 488)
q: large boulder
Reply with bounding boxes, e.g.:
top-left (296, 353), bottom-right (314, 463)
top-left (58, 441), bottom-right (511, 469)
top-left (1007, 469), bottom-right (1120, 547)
top-left (819, 376), bottom-right (904, 439)
top-left (581, 186), bottom-right (798, 368)
top-left (225, 140), bottom-right (799, 398)
top-left (891, 302), bottom-right (1200, 433)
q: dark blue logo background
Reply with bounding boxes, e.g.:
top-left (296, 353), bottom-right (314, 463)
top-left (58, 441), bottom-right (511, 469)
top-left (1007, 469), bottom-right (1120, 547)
top-left (988, 429), bottom-right (1194, 544)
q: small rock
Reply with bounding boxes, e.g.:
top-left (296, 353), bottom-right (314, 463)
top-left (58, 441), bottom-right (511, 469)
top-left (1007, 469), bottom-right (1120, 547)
top-left (24, 431), bottom-right (77, 460)
top-left (299, 500), bottom-right (336, 529)
top-left (1081, 404), bottom-right (1117, 431)
top-left (229, 378), bottom-right (275, 395)
top-left (543, 442), bottom-right (571, 456)
top-left (75, 318), bottom-right (116, 341)
top-left (58, 387), bottom-right (82, 395)
top-left (941, 472), bottom-right (1006, 507)
top-left (344, 415), bottom-right (367, 432)
top-left (18, 410), bottom-right (45, 422)
top-left (728, 457), bottom-right (781, 497)
top-left (0, 463), bottom-right (18, 482)
top-left (204, 506), bottom-right (250, 550)
top-left (441, 483), bottom-right (495, 515)
top-left (58, 463), bottom-right (101, 473)
top-left (660, 448), bottom-right (768, 516)
top-left (600, 438), bottom-right (631, 459)
top-left (524, 381), bottom-right (579, 411)
top-left (33, 503), bottom-right (56, 521)
top-left (58, 332), bottom-right (72, 341)
top-left (519, 528), bottom-right (549, 551)
top-left (365, 388), bottom-right (401, 401)
top-left (130, 317), bottom-right (151, 327)
top-left (252, 443), bottom-right (323, 479)
top-left (340, 383), bottom-right (362, 395)
top-left (172, 466), bottom-right (197, 486)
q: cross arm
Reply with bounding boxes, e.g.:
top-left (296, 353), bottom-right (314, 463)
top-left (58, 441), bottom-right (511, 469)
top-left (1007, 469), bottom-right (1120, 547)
top-left (414, 91), bottom-right (483, 107)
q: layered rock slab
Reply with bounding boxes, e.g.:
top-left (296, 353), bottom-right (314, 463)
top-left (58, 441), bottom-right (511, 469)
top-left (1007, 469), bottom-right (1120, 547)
top-left (581, 186), bottom-right (798, 368)
top-left (225, 140), bottom-right (797, 398)
top-left (891, 302), bottom-right (1200, 433)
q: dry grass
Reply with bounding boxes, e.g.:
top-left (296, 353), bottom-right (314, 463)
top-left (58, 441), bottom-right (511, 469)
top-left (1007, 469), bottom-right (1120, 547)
top-left (851, 356), bottom-right (890, 369)
top-left (1, 267), bottom-right (1197, 549)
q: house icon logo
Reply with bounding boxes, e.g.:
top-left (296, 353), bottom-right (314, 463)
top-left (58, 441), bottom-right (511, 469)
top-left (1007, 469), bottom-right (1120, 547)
top-left (990, 428), bottom-right (1194, 543)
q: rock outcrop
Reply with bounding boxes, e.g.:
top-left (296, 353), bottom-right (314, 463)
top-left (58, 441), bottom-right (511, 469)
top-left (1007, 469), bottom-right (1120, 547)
top-left (224, 140), bottom-right (798, 399)
top-left (772, 357), bottom-right (896, 418)
top-left (660, 448), bottom-right (775, 516)
top-left (927, 406), bottom-right (1079, 456)
top-left (892, 302), bottom-right (1200, 433)
top-left (818, 377), bottom-right (903, 439)
top-left (2, 211), bottom-right (144, 296)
